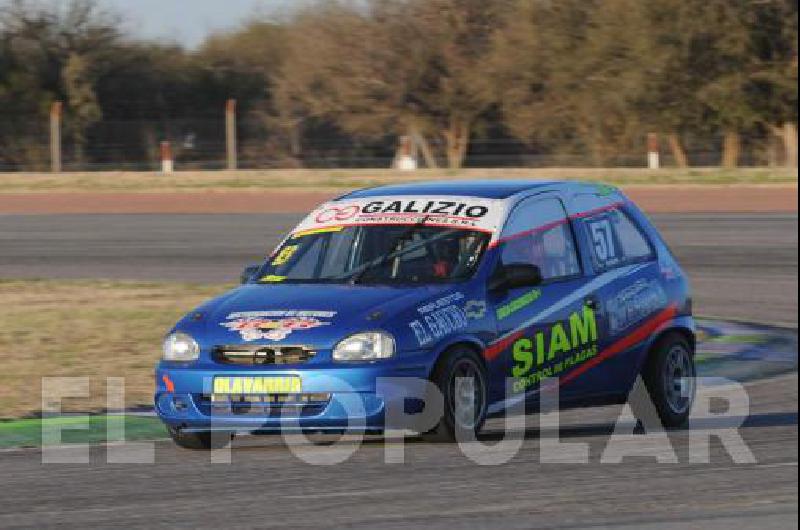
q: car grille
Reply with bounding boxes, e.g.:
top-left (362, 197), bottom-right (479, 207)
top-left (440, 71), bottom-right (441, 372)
top-left (195, 393), bottom-right (331, 418)
top-left (213, 345), bottom-right (317, 366)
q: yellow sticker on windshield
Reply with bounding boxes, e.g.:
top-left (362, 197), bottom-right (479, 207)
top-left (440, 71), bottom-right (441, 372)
top-left (292, 226), bottom-right (344, 238)
top-left (259, 275), bottom-right (287, 283)
top-left (271, 245), bottom-right (298, 266)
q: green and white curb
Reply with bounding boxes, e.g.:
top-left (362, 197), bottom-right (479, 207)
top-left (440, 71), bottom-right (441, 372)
top-left (696, 319), bottom-right (798, 381)
top-left (0, 415), bottom-right (167, 449)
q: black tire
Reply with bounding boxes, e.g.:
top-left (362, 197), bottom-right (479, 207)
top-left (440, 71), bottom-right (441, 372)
top-left (167, 426), bottom-right (233, 450)
top-left (422, 346), bottom-right (488, 443)
top-left (632, 332), bottom-right (696, 430)
top-left (301, 430), bottom-right (346, 446)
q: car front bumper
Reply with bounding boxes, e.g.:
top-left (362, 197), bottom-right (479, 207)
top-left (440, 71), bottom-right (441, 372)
top-left (154, 355), bottom-right (433, 433)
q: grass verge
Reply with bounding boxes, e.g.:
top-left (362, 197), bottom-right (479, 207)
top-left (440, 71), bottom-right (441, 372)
top-left (0, 167), bottom-right (796, 193)
top-left (0, 280), bottom-right (794, 437)
top-left (0, 279), bottom-right (230, 418)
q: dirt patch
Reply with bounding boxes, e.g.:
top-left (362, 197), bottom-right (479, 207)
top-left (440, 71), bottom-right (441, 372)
top-left (622, 184), bottom-right (798, 213)
top-left (0, 184), bottom-right (796, 214)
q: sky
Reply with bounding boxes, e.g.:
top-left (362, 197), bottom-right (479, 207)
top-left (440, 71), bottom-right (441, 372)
top-left (2, 0), bottom-right (309, 49)
top-left (99, 0), bottom-right (304, 48)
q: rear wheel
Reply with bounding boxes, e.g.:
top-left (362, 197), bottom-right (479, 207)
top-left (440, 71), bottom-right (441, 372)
top-left (167, 426), bottom-right (233, 450)
top-left (633, 333), bottom-right (696, 430)
top-left (423, 347), bottom-right (488, 442)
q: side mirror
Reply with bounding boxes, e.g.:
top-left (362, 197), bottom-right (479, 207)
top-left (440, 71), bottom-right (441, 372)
top-left (240, 264), bottom-right (261, 284)
top-left (489, 263), bottom-right (543, 292)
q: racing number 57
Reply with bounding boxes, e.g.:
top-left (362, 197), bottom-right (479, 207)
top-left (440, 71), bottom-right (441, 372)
top-left (589, 219), bottom-right (616, 263)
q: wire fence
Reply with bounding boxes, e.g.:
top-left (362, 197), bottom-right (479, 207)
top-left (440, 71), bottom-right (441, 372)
top-left (0, 114), bottom-right (791, 172)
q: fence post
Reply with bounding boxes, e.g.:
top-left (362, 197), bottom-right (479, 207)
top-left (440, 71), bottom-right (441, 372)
top-left (784, 122), bottom-right (798, 169)
top-left (50, 101), bottom-right (63, 173)
top-left (226, 99), bottom-right (237, 171)
top-left (161, 141), bottom-right (173, 174)
top-left (647, 132), bottom-right (660, 169)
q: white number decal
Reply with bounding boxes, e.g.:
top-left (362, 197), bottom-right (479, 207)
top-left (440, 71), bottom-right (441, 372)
top-left (589, 219), bottom-right (616, 264)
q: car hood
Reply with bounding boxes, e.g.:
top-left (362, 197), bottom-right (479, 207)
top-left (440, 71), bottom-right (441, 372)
top-left (191, 283), bottom-right (456, 348)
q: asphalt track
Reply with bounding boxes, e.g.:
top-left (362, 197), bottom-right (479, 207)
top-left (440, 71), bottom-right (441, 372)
top-left (0, 212), bottom-right (797, 529)
top-left (0, 212), bottom-right (797, 324)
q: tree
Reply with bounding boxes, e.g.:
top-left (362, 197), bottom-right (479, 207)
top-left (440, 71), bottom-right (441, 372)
top-left (637, 0), bottom-right (712, 168)
top-left (0, 0), bottom-right (118, 167)
top-left (573, 0), bottom-right (656, 165)
top-left (402, 0), bottom-right (510, 168)
top-left (0, 0), bottom-right (797, 170)
top-left (196, 21), bottom-right (289, 164)
top-left (270, 3), bottom-right (380, 162)
top-left (685, 1), bottom-right (758, 168)
top-left (492, 0), bottom-right (656, 166)
top-left (275, 0), bottom-right (509, 169)
top-left (196, 21), bottom-right (287, 111)
top-left (0, 24), bottom-right (54, 168)
top-left (746, 0), bottom-right (798, 168)
top-left (63, 52), bottom-right (101, 164)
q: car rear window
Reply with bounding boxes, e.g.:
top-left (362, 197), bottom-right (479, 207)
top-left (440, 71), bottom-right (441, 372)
top-left (582, 207), bottom-right (654, 271)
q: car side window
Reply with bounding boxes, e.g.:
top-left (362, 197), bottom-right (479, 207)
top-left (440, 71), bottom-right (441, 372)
top-left (499, 197), bottom-right (580, 281)
top-left (583, 208), bottom-right (654, 271)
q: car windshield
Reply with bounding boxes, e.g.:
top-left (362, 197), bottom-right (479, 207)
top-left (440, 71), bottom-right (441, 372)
top-left (257, 225), bottom-right (491, 285)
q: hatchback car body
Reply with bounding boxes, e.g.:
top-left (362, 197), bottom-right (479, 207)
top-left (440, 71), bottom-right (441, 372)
top-left (156, 180), bottom-right (695, 448)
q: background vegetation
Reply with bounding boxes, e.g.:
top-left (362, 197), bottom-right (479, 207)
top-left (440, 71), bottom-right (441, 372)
top-left (0, 0), bottom-right (797, 171)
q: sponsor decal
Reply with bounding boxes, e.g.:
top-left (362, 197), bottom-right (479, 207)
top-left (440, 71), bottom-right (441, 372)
top-left (409, 307), bottom-right (468, 347)
top-left (259, 275), bottom-right (287, 283)
top-left (292, 196), bottom-right (506, 236)
top-left (271, 245), bottom-right (298, 266)
top-left (418, 292), bottom-right (465, 314)
top-left (487, 303), bottom-right (677, 415)
top-left (595, 184), bottom-right (618, 196)
top-left (483, 263), bottom-right (650, 361)
top-left (607, 279), bottom-right (667, 335)
top-left (213, 376), bottom-right (301, 395)
top-left (361, 199), bottom-right (489, 218)
top-left (496, 289), bottom-right (542, 320)
top-left (292, 226), bottom-right (344, 238)
top-left (409, 292), bottom-right (468, 346)
top-left (586, 216), bottom-right (618, 268)
top-left (510, 304), bottom-right (598, 393)
top-left (315, 204), bottom-right (361, 224)
top-left (220, 310), bottom-right (336, 341)
top-left (464, 300), bottom-right (487, 320)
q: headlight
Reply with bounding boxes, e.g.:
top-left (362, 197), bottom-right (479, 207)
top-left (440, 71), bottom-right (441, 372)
top-left (162, 332), bottom-right (200, 362)
top-left (333, 332), bottom-right (395, 362)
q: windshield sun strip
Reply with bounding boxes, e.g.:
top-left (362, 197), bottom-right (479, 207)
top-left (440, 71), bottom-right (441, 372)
top-left (290, 222), bottom-right (495, 240)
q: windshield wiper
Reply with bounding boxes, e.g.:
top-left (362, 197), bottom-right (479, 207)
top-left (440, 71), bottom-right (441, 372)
top-left (347, 215), bottom-right (432, 285)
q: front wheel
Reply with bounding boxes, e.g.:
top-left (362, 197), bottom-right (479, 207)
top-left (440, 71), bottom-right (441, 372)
top-left (423, 347), bottom-right (488, 442)
top-left (167, 426), bottom-right (233, 450)
top-left (633, 333), bottom-right (696, 430)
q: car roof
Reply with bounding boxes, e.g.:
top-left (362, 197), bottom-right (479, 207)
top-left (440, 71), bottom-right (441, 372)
top-left (336, 179), bottom-right (599, 201)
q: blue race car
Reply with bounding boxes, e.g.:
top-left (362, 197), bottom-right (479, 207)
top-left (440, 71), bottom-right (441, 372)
top-left (156, 180), bottom-right (695, 448)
